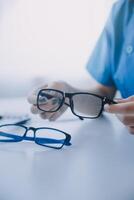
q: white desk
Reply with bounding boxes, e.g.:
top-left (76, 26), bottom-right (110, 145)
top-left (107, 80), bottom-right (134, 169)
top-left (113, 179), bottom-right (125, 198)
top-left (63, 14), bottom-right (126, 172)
top-left (0, 98), bottom-right (134, 200)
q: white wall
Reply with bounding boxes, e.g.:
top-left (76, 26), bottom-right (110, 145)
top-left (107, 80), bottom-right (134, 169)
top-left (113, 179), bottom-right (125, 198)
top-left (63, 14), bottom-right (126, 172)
top-left (0, 0), bottom-right (114, 97)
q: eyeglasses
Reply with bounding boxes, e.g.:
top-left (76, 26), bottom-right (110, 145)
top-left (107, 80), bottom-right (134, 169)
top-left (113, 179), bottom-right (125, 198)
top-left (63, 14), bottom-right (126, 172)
top-left (0, 120), bottom-right (71, 149)
top-left (37, 89), bottom-right (117, 120)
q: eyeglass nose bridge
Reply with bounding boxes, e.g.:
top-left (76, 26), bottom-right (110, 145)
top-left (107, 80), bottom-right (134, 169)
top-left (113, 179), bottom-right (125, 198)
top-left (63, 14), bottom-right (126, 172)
top-left (21, 127), bottom-right (36, 141)
top-left (28, 127), bottom-right (36, 132)
top-left (103, 97), bottom-right (116, 105)
top-left (64, 93), bottom-right (72, 104)
top-left (23, 127), bottom-right (36, 137)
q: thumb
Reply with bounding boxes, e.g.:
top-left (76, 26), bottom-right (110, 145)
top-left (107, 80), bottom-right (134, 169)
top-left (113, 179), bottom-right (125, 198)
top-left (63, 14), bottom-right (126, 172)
top-left (116, 96), bottom-right (134, 103)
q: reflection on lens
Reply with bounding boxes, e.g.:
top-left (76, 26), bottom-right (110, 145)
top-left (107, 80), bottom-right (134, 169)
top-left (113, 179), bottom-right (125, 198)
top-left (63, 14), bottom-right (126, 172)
top-left (72, 94), bottom-right (102, 118)
top-left (38, 90), bottom-right (63, 112)
top-left (35, 128), bottom-right (66, 148)
top-left (0, 125), bottom-right (25, 142)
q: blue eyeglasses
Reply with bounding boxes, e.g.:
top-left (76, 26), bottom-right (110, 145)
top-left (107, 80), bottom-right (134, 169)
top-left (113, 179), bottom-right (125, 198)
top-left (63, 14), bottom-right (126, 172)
top-left (0, 119), bottom-right (71, 149)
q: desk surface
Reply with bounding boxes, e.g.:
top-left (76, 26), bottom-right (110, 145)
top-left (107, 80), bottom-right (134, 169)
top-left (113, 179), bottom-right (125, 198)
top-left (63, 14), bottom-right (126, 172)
top-left (0, 98), bottom-right (134, 200)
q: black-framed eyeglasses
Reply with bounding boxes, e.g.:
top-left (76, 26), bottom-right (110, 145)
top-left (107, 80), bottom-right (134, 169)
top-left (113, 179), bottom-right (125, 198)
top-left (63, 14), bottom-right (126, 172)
top-left (0, 120), bottom-right (71, 149)
top-left (37, 89), bottom-right (117, 120)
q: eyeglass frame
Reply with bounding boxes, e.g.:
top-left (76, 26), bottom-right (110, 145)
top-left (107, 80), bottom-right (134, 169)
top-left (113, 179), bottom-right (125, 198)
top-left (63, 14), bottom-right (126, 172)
top-left (0, 123), bottom-right (71, 149)
top-left (37, 89), bottom-right (117, 120)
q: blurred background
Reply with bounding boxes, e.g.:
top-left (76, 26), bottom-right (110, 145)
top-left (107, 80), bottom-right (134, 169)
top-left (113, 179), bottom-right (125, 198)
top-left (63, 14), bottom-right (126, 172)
top-left (0, 0), bottom-right (115, 97)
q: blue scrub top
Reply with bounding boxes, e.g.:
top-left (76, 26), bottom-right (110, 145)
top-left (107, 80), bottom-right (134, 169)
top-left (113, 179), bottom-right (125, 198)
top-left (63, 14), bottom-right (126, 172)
top-left (87, 0), bottom-right (134, 98)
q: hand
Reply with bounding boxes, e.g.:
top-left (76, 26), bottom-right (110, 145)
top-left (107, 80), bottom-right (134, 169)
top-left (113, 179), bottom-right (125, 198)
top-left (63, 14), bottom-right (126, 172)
top-left (104, 96), bottom-right (134, 134)
top-left (27, 81), bottom-right (73, 121)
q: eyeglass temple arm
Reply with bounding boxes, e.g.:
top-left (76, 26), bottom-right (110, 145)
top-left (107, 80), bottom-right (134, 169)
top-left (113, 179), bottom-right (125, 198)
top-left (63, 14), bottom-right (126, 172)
top-left (0, 116), bottom-right (31, 121)
top-left (14, 118), bottom-right (31, 125)
top-left (0, 131), bottom-right (71, 146)
top-left (36, 137), bottom-right (71, 146)
top-left (104, 97), bottom-right (117, 105)
top-left (0, 131), bottom-right (22, 141)
top-left (0, 116), bottom-right (31, 124)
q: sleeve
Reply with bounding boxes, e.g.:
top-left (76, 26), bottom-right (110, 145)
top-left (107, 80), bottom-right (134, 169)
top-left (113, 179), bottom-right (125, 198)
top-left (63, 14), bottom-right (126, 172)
top-left (86, 2), bottom-right (121, 87)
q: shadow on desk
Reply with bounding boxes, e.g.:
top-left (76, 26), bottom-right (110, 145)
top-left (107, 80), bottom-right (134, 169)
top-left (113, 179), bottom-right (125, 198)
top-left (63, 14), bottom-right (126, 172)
top-left (72, 115), bottom-right (116, 147)
top-left (28, 116), bottom-right (134, 200)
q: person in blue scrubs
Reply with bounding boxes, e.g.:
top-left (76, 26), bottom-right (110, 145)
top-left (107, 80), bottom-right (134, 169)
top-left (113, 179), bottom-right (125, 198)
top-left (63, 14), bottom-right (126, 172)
top-left (28, 0), bottom-right (134, 134)
top-left (87, 0), bottom-right (134, 98)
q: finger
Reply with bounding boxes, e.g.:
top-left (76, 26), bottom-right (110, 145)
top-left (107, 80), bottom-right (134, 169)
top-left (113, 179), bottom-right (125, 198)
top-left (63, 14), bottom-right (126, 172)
top-left (27, 93), bottom-right (37, 105)
top-left (116, 114), bottom-right (134, 126)
top-left (49, 105), bottom-right (68, 121)
top-left (30, 105), bottom-right (44, 114)
top-left (39, 112), bottom-right (54, 120)
top-left (39, 112), bottom-right (48, 120)
top-left (27, 84), bottom-right (48, 104)
top-left (104, 102), bottom-right (134, 115)
top-left (127, 126), bottom-right (134, 134)
top-left (116, 96), bottom-right (134, 103)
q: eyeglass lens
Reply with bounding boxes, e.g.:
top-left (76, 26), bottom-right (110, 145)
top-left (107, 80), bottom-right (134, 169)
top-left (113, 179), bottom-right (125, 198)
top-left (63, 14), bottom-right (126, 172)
top-left (0, 125), bottom-right (26, 141)
top-left (72, 94), bottom-right (103, 118)
top-left (35, 128), bottom-right (66, 148)
top-left (38, 90), bottom-right (64, 112)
